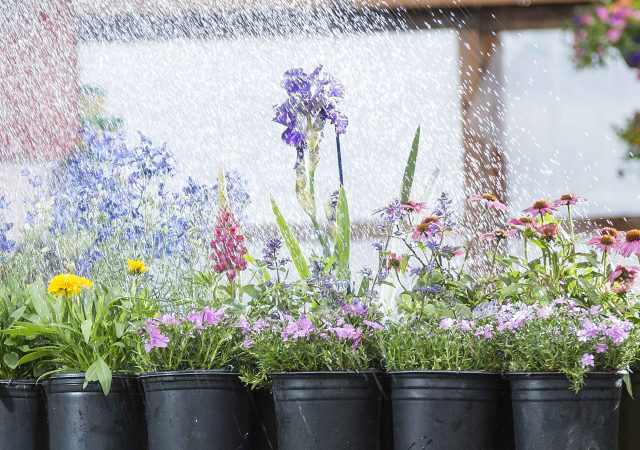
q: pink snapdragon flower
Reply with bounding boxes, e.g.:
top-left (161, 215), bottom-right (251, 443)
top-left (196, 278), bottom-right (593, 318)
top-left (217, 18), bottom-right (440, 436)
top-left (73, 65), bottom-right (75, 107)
top-left (211, 207), bottom-right (248, 281)
top-left (468, 193), bottom-right (507, 212)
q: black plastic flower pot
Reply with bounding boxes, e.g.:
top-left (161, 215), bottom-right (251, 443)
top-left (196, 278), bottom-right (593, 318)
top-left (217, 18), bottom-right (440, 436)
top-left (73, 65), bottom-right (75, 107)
top-left (140, 370), bottom-right (252, 450)
top-left (271, 371), bottom-right (382, 450)
top-left (0, 380), bottom-right (48, 450)
top-left (619, 372), bottom-right (640, 450)
top-left (390, 371), bottom-right (500, 450)
top-left (44, 373), bottom-right (146, 450)
top-left (376, 371), bottom-right (394, 450)
top-left (510, 372), bottom-right (622, 450)
top-left (251, 388), bottom-right (278, 450)
top-left (494, 376), bottom-right (515, 450)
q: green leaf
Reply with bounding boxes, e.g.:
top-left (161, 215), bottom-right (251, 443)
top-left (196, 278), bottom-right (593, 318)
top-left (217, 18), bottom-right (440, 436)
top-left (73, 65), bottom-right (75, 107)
top-left (81, 319), bottom-right (92, 344)
top-left (624, 373), bottom-right (634, 399)
top-left (271, 197), bottom-right (310, 279)
top-left (114, 322), bottom-right (126, 339)
top-left (28, 281), bottom-right (51, 322)
top-left (400, 126), bottom-right (420, 204)
top-left (17, 348), bottom-right (55, 366)
top-left (85, 356), bottom-right (112, 395)
top-left (334, 186), bottom-right (351, 278)
top-left (3, 352), bottom-right (19, 369)
top-left (8, 306), bottom-right (26, 323)
top-left (217, 169), bottom-right (230, 209)
top-left (419, 168), bottom-right (440, 203)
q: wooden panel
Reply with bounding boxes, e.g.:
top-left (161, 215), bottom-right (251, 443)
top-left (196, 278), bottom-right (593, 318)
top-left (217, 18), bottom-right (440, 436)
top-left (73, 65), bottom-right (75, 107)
top-left (0, 0), bottom-right (79, 160)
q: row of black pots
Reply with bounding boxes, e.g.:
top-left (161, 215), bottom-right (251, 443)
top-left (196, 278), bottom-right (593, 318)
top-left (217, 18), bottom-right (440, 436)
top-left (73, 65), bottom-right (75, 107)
top-left (0, 370), bottom-right (638, 450)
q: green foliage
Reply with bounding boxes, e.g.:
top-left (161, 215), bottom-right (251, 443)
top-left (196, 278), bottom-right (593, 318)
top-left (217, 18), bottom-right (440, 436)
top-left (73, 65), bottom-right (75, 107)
top-left (6, 283), bottom-right (156, 394)
top-left (133, 312), bottom-right (246, 373)
top-left (500, 305), bottom-right (636, 391)
top-left (400, 126), bottom-right (420, 204)
top-left (333, 186), bottom-right (351, 280)
top-left (271, 197), bottom-right (310, 280)
top-left (378, 318), bottom-right (501, 372)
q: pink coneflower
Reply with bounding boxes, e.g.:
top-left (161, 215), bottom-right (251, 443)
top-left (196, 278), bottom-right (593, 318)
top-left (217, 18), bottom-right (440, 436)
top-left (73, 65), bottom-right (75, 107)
top-left (401, 200), bottom-right (427, 214)
top-left (617, 229), bottom-right (640, 257)
top-left (482, 228), bottom-right (518, 242)
top-left (412, 215), bottom-right (441, 240)
top-left (508, 216), bottom-right (536, 228)
top-left (587, 234), bottom-right (618, 252)
top-left (211, 207), bottom-right (248, 281)
top-left (551, 194), bottom-right (585, 208)
top-left (608, 264), bottom-right (640, 294)
top-left (387, 252), bottom-right (403, 271)
top-left (468, 193), bottom-right (507, 212)
top-left (523, 199), bottom-right (557, 217)
top-left (535, 223), bottom-right (560, 239)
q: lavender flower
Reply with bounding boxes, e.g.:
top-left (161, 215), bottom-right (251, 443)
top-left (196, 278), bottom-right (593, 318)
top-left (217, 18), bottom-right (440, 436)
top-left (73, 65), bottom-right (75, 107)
top-left (262, 235), bottom-right (290, 270)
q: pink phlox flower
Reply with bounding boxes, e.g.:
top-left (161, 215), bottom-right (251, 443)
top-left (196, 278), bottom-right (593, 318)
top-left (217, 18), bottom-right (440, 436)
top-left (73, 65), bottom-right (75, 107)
top-left (144, 324), bottom-right (169, 352)
top-left (595, 343), bottom-right (609, 354)
top-left (364, 320), bottom-right (382, 330)
top-left (581, 353), bottom-right (595, 368)
top-left (474, 324), bottom-right (494, 340)
top-left (439, 317), bottom-right (456, 330)
top-left (201, 307), bottom-right (225, 326)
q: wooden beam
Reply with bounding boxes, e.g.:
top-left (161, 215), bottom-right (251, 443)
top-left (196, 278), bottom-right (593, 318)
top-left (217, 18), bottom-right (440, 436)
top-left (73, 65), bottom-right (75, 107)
top-left (75, 2), bottom-right (587, 42)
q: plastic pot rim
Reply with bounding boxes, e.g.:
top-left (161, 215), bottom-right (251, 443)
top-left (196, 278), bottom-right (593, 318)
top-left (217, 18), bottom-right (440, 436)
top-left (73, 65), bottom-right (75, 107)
top-left (138, 369), bottom-right (239, 379)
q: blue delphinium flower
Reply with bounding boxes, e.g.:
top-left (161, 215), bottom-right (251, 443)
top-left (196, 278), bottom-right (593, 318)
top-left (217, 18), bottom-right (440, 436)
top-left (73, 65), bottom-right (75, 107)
top-left (0, 198), bottom-right (16, 262)
top-left (24, 126), bottom-right (249, 278)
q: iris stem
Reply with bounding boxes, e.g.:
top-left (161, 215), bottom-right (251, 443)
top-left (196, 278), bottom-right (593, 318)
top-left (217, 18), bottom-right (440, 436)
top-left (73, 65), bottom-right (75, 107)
top-left (336, 133), bottom-right (344, 186)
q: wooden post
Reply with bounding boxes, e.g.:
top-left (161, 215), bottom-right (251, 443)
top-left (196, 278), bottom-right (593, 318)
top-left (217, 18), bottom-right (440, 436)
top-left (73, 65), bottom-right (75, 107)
top-left (0, 0), bottom-right (79, 160)
top-left (459, 24), bottom-right (507, 222)
top-left (458, 22), bottom-right (507, 269)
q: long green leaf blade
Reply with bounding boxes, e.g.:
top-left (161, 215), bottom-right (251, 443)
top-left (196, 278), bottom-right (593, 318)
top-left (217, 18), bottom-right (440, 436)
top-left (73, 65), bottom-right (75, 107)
top-left (399, 126), bottom-right (420, 204)
top-left (334, 186), bottom-right (350, 277)
top-left (271, 198), bottom-right (310, 280)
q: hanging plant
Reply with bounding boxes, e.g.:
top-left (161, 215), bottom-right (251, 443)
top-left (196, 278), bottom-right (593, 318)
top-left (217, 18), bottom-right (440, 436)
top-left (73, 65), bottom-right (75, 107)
top-left (572, 0), bottom-right (640, 74)
top-left (617, 110), bottom-right (640, 159)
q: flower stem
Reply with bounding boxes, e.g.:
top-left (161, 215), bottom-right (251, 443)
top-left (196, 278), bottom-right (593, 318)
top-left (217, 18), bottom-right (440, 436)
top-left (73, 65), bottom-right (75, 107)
top-left (336, 133), bottom-right (344, 186)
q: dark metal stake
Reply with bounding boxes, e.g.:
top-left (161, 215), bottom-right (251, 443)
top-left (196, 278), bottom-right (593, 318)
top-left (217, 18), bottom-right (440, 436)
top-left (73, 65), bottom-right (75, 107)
top-left (336, 132), bottom-right (344, 186)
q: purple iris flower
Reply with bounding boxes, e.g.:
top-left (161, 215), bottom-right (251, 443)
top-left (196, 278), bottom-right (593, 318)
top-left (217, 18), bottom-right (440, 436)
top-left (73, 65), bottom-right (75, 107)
top-left (273, 65), bottom-right (348, 150)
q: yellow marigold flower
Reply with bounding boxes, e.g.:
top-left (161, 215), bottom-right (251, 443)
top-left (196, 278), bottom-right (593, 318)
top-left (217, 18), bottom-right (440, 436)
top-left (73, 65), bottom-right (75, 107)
top-left (127, 259), bottom-right (149, 275)
top-left (47, 274), bottom-right (93, 297)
